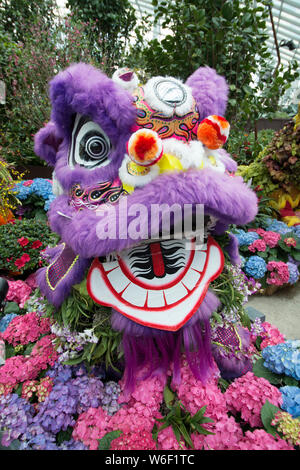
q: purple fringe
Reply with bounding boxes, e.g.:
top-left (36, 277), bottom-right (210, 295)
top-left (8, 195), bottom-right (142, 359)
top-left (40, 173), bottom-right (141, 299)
top-left (111, 289), bottom-right (220, 393)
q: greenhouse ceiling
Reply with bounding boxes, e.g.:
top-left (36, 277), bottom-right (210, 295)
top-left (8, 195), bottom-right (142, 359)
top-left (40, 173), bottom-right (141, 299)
top-left (129, 0), bottom-right (300, 100)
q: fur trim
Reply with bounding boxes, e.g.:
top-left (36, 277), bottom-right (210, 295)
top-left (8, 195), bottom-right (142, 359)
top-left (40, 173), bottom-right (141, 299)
top-left (163, 138), bottom-right (205, 169)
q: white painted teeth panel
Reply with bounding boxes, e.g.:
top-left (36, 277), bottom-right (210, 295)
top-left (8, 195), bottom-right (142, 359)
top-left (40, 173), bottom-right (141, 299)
top-left (107, 267), bottom-right (130, 293)
top-left (190, 250), bottom-right (206, 272)
top-left (147, 289), bottom-right (166, 308)
top-left (181, 268), bottom-right (201, 291)
top-left (121, 283), bottom-right (147, 307)
top-left (164, 282), bottom-right (188, 305)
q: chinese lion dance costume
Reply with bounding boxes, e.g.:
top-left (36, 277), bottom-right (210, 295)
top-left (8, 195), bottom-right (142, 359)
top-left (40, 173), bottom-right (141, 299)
top-left (34, 63), bottom-right (257, 389)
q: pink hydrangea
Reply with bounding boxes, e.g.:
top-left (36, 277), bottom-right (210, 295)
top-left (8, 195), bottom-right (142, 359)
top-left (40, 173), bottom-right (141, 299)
top-left (260, 322), bottom-right (286, 349)
top-left (248, 239), bottom-right (267, 252)
top-left (72, 407), bottom-right (110, 450)
top-left (238, 429), bottom-right (294, 450)
top-left (262, 231), bottom-right (281, 248)
top-left (108, 402), bottom-right (160, 435)
top-left (192, 415), bottom-right (243, 450)
top-left (29, 334), bottom-right (58, 371)
top-left (173, 357), bottom-right (227, 423)
top-left (1, 311), bottom-right (51, 347)
top-left (119, 372), bottom-right (165, 412)
top-left (0, 334), bottom-right (58, 394)
top-left (25, 273), bottom-right (38, 290)
top-left (225, 372), bottom-right (282, 428)
top-left (266, 261), bottom-right (290, 286)
top-left (6, 280), bottom-right (32, 308)
top-left (111, 430), bottom-right (157, 450)
top-left (157, 425), bottom-right (187, 450)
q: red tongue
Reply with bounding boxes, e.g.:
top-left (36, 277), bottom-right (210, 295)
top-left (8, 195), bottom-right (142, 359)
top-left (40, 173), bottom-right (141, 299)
top-left (149, 242), bottom-right (165, 277)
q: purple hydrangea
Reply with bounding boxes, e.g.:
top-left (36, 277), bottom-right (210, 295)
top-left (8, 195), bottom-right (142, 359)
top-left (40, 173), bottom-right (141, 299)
top-left (101, 381), bottom-right (122, 415)
top-left (280, 386), bottom-right (300, 418)
top-left (0, 394), bottom-right (35, 446)
top-left (33, 382), bottom-right (78, 434)
top-left (72, 374), bottom-right (104, 413)
top-left (287, 262), bottom-right (299, 285)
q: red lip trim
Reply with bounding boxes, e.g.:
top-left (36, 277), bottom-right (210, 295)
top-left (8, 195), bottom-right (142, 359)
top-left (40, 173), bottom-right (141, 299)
top-left (86, 236), bottom-right (224, 331)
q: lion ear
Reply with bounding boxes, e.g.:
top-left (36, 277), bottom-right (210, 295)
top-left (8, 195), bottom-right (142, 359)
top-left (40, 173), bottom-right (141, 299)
top-left (34, 121), bottom-right (62, 166)
top-left (186, 66), bottom-right (229, 121)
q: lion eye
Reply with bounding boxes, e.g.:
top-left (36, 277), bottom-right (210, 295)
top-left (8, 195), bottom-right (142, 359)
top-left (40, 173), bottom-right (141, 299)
top-left (69, 114), bottom-right (111, 169)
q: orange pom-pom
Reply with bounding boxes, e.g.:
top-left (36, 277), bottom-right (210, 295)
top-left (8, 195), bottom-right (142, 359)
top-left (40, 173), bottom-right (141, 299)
top-left (128, 129), bottom-right (163, 166)
top-left (197, 115), bottom-right (230, 149)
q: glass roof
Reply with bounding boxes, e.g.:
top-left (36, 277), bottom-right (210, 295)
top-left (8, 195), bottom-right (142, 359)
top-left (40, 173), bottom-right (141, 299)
top-left (130, 0), bottom-right (300, 102)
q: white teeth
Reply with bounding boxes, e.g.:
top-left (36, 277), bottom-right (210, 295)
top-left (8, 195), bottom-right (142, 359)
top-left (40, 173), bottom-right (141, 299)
top-left (164, 282), bottom-right (188, 305)
top-left (181, 268), bottom-right (201, 291)
top-left (107, 267), bottom-right (130, 293)
top-left (103, 260), bottom-right (119, 271)
top-left (121, 283), bottom-right (147, 307)
top-left (190, 250), bottom-right (206, 272)
top-left (147, 290), bottom-right (166, 308)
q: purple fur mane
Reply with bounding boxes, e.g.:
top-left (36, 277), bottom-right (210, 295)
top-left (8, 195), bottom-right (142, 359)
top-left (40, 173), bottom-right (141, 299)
top-left (112, 290), bottom-right (220, 392)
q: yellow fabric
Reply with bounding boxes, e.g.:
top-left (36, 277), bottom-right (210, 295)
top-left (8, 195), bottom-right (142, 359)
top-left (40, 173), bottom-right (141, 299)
top-left (157, 153), bottom-right (184, 172)
top-left (282, 215), bottom-right (300, 227)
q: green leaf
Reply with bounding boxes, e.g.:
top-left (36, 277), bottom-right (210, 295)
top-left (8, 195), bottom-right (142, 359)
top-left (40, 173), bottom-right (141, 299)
top-left (253, 358), bottom-right (282, 385)
top-left (98, 430), bottom-right (123, 450)
top-left (3, 301), bottom-right (19, 315)
top-left (62, 354), bottom-right (84, 366)
top-left (282, 376), bottom-right (299, 386)
top-left (261, 400), bottom-right (281, 437)
top-left (163, 385), bottom-right (175, 410)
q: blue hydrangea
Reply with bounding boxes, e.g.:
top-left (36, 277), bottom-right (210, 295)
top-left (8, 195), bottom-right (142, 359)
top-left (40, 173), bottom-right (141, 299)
top-left (234, 229), bottom-right (260, 247)
top-left (287, 262), bottom-right (299, 285)
top-left (280, 386), bottom-right (300, 418)
top-left (0, 313), bottom-right (19, 333)
top-left (13, 182), bottom-right (32, 200)
top-left (13, 178), bottom-right (55, 210)
top-left (243, 255), bottom-right (267, 279)
top-left (293, 225), bottom-right (300, 238)
top-left (44, 194), bottom-right (56, 212)
top-left (264, 218), bottom-right (292, 235)
top-left (262, 340), bottom-right (300, 380)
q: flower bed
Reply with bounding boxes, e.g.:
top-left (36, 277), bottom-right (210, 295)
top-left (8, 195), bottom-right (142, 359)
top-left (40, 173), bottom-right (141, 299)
top-left (0, 280), bottom-right (299, 451)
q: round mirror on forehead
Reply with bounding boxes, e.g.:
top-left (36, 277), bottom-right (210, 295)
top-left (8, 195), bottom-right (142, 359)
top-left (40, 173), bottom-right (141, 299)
top-left (154, 79), bottom-right (187, 108)
top-left (143, 76), bottom-right (194, 118)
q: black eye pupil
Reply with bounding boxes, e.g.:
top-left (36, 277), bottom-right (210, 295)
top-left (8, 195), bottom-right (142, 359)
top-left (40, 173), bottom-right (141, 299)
top-left (89, 139), bottom-right (103, 156)
top-left (91, 190), bottom-right (101, 199)
top-left (75, 189), bottom-right (83, 197)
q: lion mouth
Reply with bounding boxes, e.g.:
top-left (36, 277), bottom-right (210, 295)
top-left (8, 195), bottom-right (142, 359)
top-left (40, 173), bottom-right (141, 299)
top-left (87, 235), bottom-right (224, 331)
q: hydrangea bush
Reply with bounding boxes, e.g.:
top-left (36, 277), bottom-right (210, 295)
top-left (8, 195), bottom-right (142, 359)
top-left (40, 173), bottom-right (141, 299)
top-left (233, 218), bottom-right (300, 288)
